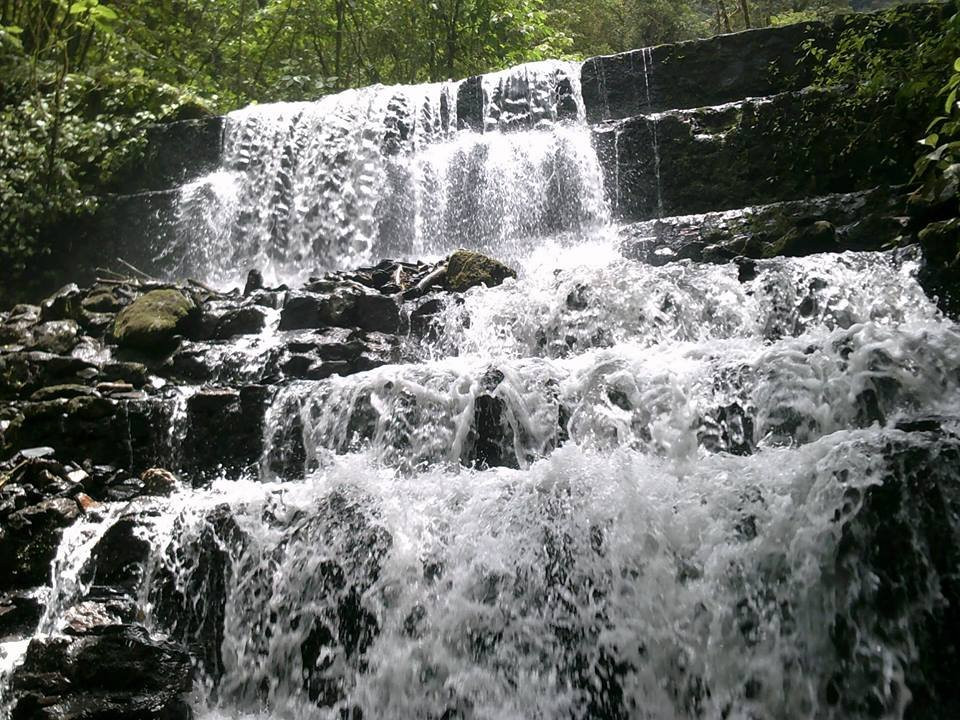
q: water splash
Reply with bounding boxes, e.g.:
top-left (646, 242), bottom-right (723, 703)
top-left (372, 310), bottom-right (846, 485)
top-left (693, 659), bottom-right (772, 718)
top-left (135, 425), bottom-right (954, 720)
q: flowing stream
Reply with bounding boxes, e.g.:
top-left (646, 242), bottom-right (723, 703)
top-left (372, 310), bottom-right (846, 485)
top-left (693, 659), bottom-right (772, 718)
top-left (6, 58), bottom-right (960, 720)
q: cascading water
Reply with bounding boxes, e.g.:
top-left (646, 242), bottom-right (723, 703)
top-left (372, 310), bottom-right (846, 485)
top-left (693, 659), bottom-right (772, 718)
top-left (641, 49), bottom-right (664, 219)
top-left (169, 61), bottom-right (603, 289)
top-left (6, 44), bottom-right (960, 720)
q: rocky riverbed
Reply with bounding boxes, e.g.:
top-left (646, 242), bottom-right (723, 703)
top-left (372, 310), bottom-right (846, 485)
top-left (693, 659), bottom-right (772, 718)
top-left (0, 249), bottom-right (517, 718)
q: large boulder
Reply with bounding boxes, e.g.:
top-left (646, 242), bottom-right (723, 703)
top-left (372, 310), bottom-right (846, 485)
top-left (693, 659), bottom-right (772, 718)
top-left (9, 624), bottom-right (194, 720)
top-left (0, 497), bottom-right (81, 591)
top-left (113, 289), bottom-right (197, 354)
top-left (596, 88), bottom-right (922, 222)
top-left (832, 433), bottom-right (960, 719)
top-left (444, 250), bottom-right (517, 292)
top-left (279, 286), bottom-right (401, 334)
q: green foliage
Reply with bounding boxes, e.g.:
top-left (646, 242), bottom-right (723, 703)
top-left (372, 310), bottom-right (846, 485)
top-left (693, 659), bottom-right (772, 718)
top-left (770, 11), bottom-right (820, 26)
top-left (913, 14), bottom-right (960, 212)
top-left (797, 3), bottom-right (959, 190)
top-left (0, 65), bottom-right (211, 274)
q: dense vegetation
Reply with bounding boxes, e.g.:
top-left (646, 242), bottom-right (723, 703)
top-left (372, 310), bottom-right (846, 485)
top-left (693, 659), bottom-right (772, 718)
top-left (0, 0), bottom-right (950, 280)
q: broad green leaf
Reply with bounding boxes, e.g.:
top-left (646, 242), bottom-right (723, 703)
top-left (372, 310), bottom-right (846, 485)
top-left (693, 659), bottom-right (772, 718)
top-left (91, 5), bottom-right (118, 21)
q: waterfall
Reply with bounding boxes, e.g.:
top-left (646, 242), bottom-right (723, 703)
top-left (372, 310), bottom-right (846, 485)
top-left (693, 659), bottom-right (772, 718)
top-left (641, 48), bottom-right (664, 218)
top-left (6, 32), bottom-right (960, 720)
top-left (127, 237), bottom-right (957, 720)
top-left (168, 62), bottom-right (605, 290)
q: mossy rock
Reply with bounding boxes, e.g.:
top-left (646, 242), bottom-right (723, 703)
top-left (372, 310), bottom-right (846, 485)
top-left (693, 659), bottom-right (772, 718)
top-left (444, 250), bottom-right (517, 293)
top-left (113, 289), bottom-right (196, 354)
top-left (761, 221), bottom-right (838, 259)
top-left (919, 219), bottom-right (960, 269)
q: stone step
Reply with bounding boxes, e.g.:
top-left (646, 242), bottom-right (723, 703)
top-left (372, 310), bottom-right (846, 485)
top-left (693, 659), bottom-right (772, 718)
top-left (579, 2), bottom-right (949, 122)
top-left (618, 186), bottom-right (911, 266)
top-left (594, 87), bottom-right (920, 222)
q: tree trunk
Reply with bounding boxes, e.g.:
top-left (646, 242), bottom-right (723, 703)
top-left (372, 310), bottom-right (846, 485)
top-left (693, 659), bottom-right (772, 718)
top-left (739, 0), bottom-right (751, 29)
top-left (444, 0), bottom-right (462, 79)
top-left (44, 53), bottom-right (68, 194)
top-left (334, 0), bottom-right (345, 89)
top-left (716, 0), bottom-right (732, 33)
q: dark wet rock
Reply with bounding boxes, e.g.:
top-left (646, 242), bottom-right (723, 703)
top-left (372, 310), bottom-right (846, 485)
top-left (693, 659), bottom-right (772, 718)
top-left (279, 285), bottom-right (401, 334)
top-left (212, 305), bottom-right (268, 338)
top-left (918, 218), bottom-right (960, 263)
top-left (620, 188), bottom-right (908, 265)
top-left (62, 594), bottom-right (136, 635)
top-left (81, 465), bottom-right (146, 503)
top-left (894, 416), bottom-right (949, 434)
top-left (339, 259), bottom-right (432, 295)
top-left (8, 304), bottom-right (40, 324)
top-left (96, 381), bottom-right (137, 398)
top-left (2, 396), bottom-right (174, 473)
top-left (101, 360), bottom-right (149, 387)
top-left (0, 306), bottom-right (40, 347)
top-left (243, 269), bottom-right (264, 296)
top-left (28, 320), bottom-right (80, 355)
top-left (0, 457), bottom-right (81, 516)
top-left (249, 289), bottom-right (284, 309)
top-left (0, 497), bottom-right (81, 591)
top-left (288, 493), bottom-right (391, 706)
top-left (78, 309), bottom-right (116, 338)
top-left (29, 383), bottom-right (100, 402)
top-left (0, 351), bottom-right (99, 400)
top-left (154, 505), bottom-right (244, 679)
top-left (194, 301), bottom-right (269, 340)
top-left (9, 624), bottom-right (194, 720)
top-left (581, 23), bottom-right (823, 121)
top-left (81, 287), bottom-right (128, 314)
top-left (917, 217), bottom-right (960, 317)
top-left (0, 591), bottom-right (44, 640)
top-left (832, 436), bottom-right (960, 720)
top-left (762, 220), bottom-right (839, 258)
top-left (409, 297), bottom-right (447, 340)
top-left (114, 288), bottom-right (198, 354)
top-left (598, 89), bottom-right (919, 222)
top-left (183, 386), bottom-right (268, 477)
top-left (278, 328), bottom-right (400, 381)
top-left (39, 284), bottom-right (82, 322)
top-left (81, 516), bottom-right (153, 594)
top-left (699, 403), bottom-right (755, 456)
top-left (462, 368), bottom-right (521, 470)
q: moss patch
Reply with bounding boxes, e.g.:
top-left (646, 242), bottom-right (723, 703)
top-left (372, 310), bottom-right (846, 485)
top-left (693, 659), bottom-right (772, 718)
top-left (113, 289), bottom-right (196, 354)
top-left (444, 250), bottom-right (517, 293)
